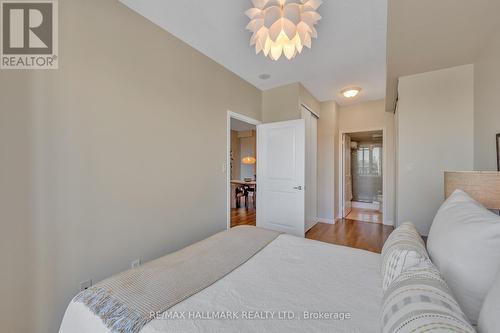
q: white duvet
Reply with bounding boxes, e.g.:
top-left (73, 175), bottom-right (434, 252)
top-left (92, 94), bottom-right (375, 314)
top-left (60, 234), bottom-right (382, 333)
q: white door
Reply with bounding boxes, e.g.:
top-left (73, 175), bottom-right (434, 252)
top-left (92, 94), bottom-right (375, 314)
top-left (256, 119), bottom-right (305, 237)
top-left (343, 133), bottom-right (353, 217)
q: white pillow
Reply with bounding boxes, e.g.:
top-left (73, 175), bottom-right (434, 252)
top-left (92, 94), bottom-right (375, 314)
top-left (427, 189), bottom-right (500, 324)
top-left (478, 270), bottom-right (500, 333)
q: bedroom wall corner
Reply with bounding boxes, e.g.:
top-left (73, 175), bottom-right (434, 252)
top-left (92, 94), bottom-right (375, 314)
top-left (318, 101), bottom-right (339, 223)
top-left (299, 83), bottom-right (321, 115)
top-left (261, 82), bottom-right (320, 122)
top-left (397, 64), bottom-right (474, 235)
top-left (261, 83), bottom-right (301, 123)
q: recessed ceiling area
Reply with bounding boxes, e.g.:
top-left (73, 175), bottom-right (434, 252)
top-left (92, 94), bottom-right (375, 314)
top-left (119, 0), bottom-right (387, 105)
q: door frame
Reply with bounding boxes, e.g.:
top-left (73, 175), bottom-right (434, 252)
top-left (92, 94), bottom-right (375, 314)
top-left (300, 104), bottom-right (319, 231)
top-left (226, 111), bottom-right (262, 229)
top-left (338, 127), bottom-right (389, 225)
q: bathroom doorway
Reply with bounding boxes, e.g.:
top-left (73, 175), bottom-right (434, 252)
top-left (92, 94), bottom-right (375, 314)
top-left (340, 130), bottom-right (384, 224)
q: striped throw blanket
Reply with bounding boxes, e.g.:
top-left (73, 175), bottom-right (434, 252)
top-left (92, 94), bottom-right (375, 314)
top-left (74, 226), bottom-right (281, 333)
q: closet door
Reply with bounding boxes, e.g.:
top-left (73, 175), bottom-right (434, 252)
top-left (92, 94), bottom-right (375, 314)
top-left (302, 106), bottom-right (318, 232)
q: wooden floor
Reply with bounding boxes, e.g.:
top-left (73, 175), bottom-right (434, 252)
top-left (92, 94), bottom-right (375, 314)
top-left (230, 207), bottom-right (256, 227)
top-left (231, 207), bottom-right (393, 253)
top-left (306, 220), bottom-right (393, 253)
top-left (346, 207), bottom-right (383, 224)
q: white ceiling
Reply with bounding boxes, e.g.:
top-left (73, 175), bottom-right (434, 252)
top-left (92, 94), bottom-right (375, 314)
top-left (386, 0), bottom-right (500, 111)
top-left (119, 0), bottom-right (387, 105)
top-left (231, 118), bottom-right (256, 131)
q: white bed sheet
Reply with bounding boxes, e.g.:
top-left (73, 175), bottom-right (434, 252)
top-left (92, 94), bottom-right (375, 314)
top-left (60, 234), bottom-right (382, 333)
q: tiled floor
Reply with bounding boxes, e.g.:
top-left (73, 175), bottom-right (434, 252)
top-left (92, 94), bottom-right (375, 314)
top-left (346, 207), bottom-right (383, 224)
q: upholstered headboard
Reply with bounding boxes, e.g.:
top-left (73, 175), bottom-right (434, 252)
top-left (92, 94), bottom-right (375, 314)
top-left (445, 171), bottom-right (500, 210)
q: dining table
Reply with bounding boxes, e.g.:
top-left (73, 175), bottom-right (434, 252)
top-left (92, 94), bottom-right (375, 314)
top-left (230, 180), bottom-right (256, 208)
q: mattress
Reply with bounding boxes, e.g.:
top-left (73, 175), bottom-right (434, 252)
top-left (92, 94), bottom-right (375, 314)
top-left (60, 234), bottom-right (382, 333)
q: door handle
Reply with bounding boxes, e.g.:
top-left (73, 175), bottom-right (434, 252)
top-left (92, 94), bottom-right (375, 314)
top-left (293, 186), bottom-right (303, 190)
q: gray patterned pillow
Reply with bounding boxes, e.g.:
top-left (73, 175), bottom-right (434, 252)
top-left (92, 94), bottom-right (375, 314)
top-left (381, 222), bottom-right (429, 291)
top-left (381, 259), bottom-right (475, 333)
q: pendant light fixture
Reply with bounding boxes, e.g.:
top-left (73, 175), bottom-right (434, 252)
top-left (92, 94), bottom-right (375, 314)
top-left (245, 0), bottom-right (322, 61)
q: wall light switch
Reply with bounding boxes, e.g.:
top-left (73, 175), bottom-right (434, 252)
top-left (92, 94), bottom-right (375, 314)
top-left (131, 259), bottom-right (141, 269)
top-left (80, 279), bottom-right (92, 291)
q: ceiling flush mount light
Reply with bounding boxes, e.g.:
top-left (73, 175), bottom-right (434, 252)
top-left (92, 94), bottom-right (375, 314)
top-left (245, 0), bottom-right (322, 61)
top-left (341, 87), bottom-right (361, 98)
top-left (258, 73), bottom-right (271, 80)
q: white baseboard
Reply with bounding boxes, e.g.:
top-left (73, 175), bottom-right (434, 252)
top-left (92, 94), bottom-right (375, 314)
top-left (317, 218), bottom-right (336, 224)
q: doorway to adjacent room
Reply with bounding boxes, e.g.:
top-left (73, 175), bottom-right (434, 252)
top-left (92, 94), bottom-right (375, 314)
top-left (340, 130), bottom-right (385, 224)
top-left (227, 112), bottom-right (260, 228)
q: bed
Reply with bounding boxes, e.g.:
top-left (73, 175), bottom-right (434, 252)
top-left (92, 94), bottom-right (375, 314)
top-left (60, 233), bottom-right (382, 333)
top-left (60, 171), bottom-right (500, 333)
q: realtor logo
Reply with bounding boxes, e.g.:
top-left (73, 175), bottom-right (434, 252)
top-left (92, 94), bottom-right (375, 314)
top-left (1, 0), bottom-right (58, 69)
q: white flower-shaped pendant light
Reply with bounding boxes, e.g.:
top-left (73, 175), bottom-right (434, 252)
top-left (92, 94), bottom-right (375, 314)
top-left (245, 0), bottom-right (322, 61)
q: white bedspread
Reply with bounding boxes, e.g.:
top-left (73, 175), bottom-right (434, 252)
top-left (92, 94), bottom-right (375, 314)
top-left (60, 234), bottom-right (382, 333)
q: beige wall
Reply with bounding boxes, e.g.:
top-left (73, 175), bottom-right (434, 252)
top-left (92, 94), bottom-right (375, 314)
top-left (261, 82), bottom-right (321, 122)
top-left (299, 83), bottom-right (321, 115)
top-left (0, 74), bottom-right (36, 333)
top-left (261, 83), bottom-right (301, 122)
top-left (318, 101), bottom-right (339, 222)
top-left (397, 65), bottom-right (474, 235)
top-left (474, 24), bottom-right (500, 171)
top-left (0, 1), bottom-right (261, 332)
top-left (338, 100), bottom-right (396, 226)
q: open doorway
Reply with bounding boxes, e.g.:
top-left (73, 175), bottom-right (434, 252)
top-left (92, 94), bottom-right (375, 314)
top-left (340, 130), bottom-right (384, 224)
top-left (226, 111), bottom-right (261, 229)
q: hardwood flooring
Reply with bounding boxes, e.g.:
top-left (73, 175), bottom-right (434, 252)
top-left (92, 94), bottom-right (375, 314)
top-left (306, 220), bottom-right (393, 253)
top-left (230, 207), bottom-right (256, 227)
top-left (346, 208), bottom-right (383, 224)
top-left (230, 207), bottom-right (393, 253)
